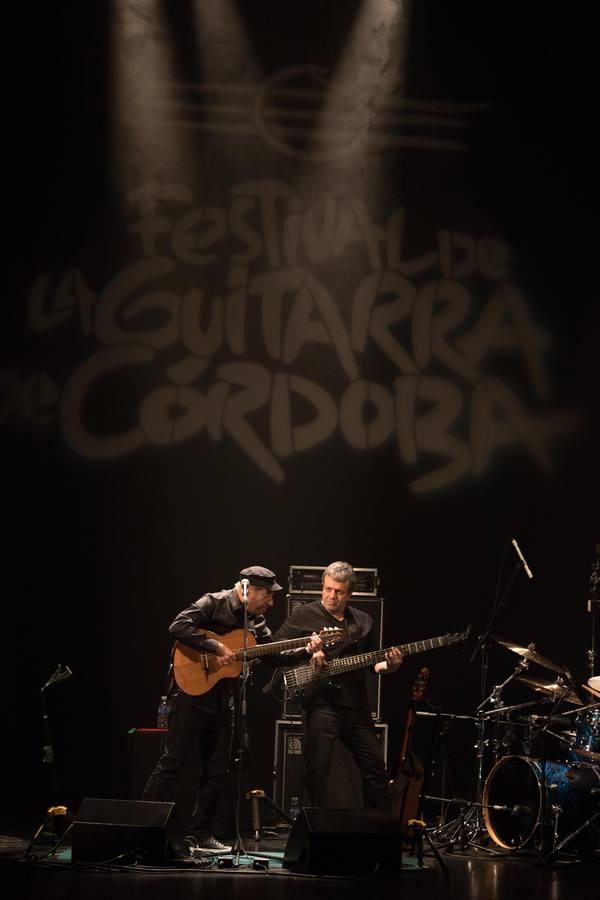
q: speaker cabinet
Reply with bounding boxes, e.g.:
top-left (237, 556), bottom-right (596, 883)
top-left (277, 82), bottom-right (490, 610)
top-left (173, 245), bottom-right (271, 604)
top-left (273, 719), bottom-right (388, 811)
top-left (283, 595), bottom-right (384, 720)
top-left (72, 798), bottom-right (178, 865)
top-left (283, 807), bottom-right (402, 875)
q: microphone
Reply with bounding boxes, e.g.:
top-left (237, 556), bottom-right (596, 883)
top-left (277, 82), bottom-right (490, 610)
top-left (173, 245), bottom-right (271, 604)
top-left (43, 664), bottom-right (73, 689)
top-left (512, 538), bottom-right (533, 579)
top-left (241, 578), bottom-right (249, 602)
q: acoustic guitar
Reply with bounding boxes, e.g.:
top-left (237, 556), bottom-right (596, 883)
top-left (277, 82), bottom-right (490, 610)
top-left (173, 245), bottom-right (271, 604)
top-left (392, 666), bottom-right (430, 825)
top-left (173, 626), bottom-right (344, 696)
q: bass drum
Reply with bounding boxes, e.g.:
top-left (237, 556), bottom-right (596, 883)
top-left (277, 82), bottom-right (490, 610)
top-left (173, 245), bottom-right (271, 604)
top-left (483, 755), bottom-right (600, 851)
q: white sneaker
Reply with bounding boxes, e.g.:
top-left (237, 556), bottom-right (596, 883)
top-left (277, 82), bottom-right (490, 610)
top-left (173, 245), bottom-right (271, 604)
top-left (192, 834), bottom-right (232, 855)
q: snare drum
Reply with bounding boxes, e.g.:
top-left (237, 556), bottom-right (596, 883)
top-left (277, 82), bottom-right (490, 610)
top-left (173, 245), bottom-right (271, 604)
top-left (570, 708), bottom-right (600, 763)
top-left (483, 755), bottom-right (600, 850)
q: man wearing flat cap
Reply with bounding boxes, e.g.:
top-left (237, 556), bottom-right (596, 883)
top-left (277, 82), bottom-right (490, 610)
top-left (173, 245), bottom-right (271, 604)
top-left (142, 565), bottom-right (321, 856)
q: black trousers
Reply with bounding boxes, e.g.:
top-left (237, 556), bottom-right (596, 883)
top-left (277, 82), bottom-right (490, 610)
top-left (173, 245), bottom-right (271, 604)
top-left (142, 687), bottom-right (234, 837)
top-left (302, 705), bottom-right (395, 809)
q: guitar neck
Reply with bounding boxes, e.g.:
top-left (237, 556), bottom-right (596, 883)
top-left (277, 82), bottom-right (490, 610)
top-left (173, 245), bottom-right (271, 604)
top-left (233, 635), bottom-right (310, 661)
top-left (324, 635), bottom-right (452, 677)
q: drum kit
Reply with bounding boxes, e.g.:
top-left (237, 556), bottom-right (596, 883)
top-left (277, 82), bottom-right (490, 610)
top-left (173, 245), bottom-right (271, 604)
top-left (430, 636), bottom-right (600, 861)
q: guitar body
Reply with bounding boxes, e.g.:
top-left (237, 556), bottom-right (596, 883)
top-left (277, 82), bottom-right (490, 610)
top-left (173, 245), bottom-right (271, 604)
top-left (173, 629), bottom-right (257, 696)
top-left (392, 752), bottom-right (425, 823)
top-left (172, 626), bottom-right (344, 696)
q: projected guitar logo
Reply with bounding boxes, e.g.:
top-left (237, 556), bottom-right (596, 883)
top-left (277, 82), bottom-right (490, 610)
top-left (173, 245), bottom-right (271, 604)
top-left (163, 65), bottom-right (489, 161)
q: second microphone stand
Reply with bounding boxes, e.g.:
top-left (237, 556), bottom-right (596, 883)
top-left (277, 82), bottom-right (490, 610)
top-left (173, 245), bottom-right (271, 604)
top-left (457, 552), bottom-right (524, 851)
top-left (25, 665), bottom-right (74, 859)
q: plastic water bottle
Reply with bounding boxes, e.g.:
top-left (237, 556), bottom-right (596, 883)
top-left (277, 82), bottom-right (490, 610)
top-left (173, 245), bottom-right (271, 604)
top-left (289, 795), bottom-right (300, 821)
top-left (157, 695), bottom-right (169, 729)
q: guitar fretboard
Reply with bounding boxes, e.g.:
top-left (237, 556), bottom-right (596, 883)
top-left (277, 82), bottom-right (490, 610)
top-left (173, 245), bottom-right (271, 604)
top-left (285, 631), bottom-right (465, 691)
top-left (317, 636), bottom-right (451, 677)
top-left (233, 635), bottom-right (313, 661)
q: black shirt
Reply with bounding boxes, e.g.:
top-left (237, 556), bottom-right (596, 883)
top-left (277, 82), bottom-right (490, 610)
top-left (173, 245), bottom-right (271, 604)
top-left (274, 599), bottom-right (378, 712)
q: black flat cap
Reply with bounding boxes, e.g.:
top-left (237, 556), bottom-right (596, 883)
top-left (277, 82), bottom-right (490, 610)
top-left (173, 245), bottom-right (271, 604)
top-left (239, 566), bottom-right (282, 592)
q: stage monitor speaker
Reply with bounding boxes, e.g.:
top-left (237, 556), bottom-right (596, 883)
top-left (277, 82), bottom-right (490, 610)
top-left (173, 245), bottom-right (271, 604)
top-left (283, 807), bottom-right (403, 876)
top-left (71, 798), bottom-right (178, 865)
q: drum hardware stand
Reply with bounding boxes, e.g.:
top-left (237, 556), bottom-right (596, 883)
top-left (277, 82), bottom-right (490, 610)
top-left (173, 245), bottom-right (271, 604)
top-left (536, 696), bottom-right (600, 866)
top-left (481, 659), bottom-right (531, 758)
top-left (417, 711), bottom-right (501, 854)
top-left (535, 548), bottom-right (600, 866)
top-left (438, 696), bottom-right (548, 853)
top-left (532, 688), bottom-right (574, 863)
top-left (415, 710), bottom-right (475, 831)
top-left (428, 798), bottom-right (505, 856)
top-left (538, 807), bottom-right (600, 866)
top-left (450, 658), bottom-right (534, 849)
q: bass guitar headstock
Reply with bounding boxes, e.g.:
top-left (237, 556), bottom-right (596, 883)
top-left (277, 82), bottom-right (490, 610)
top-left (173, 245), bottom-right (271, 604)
top-left (317, 626), bottom-right (345, 647)
top-left (443, 625), bottom-right (472, 647)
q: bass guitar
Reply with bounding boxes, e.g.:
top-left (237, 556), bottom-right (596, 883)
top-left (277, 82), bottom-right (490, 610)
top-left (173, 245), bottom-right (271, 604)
top-left (283, 627), bottom-right (470, 698)
top-left (173, 626), bottom-right (344, 696)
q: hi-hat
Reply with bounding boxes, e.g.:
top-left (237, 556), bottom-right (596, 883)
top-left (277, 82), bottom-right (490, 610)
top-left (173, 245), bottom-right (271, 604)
top-left (491, 636), bottom-right (568, 675)
top-left (515, 675), bottom-right (582, 705)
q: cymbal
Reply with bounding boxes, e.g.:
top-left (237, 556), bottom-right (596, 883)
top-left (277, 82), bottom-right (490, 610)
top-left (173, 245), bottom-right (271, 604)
top-left (515, 675), bottom-right (582, 705)
top-left (588, 675), bottom-right (600, 693)
top-left (583, 682), bottom-right (600, 699)
top-left (491, 635), bottom-right (568, 675)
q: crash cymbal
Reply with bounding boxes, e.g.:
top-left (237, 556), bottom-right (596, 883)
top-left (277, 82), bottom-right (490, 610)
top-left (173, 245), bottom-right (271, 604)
top-left (588, 675), bottom-right (600, 693)
top-left (515, 675), bottom-right (582, 706)
top-left (491, 636), bottom-right (568, 675)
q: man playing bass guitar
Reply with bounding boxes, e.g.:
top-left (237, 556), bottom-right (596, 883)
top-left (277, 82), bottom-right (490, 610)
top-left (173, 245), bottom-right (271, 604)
top-left (274, 561), bottom-right (403, 810)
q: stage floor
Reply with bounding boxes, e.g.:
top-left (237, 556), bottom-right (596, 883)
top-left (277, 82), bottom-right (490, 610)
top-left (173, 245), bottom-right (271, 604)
top-left (2, 822), bottom-right (600, 900)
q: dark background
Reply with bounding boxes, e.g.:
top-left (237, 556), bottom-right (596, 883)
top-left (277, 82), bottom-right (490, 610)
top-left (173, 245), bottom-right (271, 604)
top-left (2, 1), bottom-right (598, 827)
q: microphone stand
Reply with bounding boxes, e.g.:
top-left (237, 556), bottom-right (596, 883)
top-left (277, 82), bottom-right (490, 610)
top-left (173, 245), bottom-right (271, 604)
top-left (227, 587), bottom-right (291, 870)
top-left (25, 665), bottom-right (73, 859)
top-left (464, 558), bottom-right (522, 848)
top-left (230, 584), bottom-right (251, 867)
top-left (586, 543), bottom-right (600, 681)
